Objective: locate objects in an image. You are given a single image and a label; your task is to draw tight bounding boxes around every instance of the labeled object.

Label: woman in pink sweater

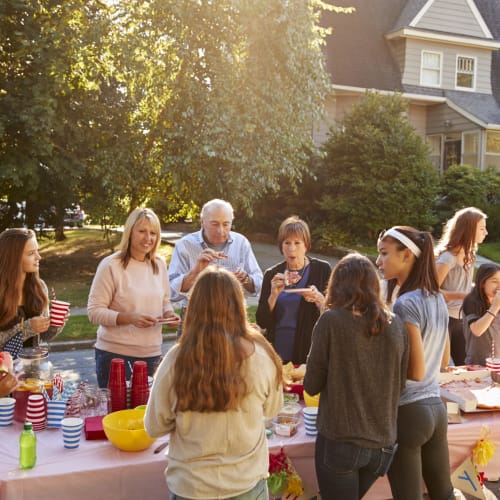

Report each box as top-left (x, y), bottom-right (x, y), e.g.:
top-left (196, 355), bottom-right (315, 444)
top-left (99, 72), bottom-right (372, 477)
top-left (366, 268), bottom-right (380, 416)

top-left (88, 208), bottom-right (180, 387)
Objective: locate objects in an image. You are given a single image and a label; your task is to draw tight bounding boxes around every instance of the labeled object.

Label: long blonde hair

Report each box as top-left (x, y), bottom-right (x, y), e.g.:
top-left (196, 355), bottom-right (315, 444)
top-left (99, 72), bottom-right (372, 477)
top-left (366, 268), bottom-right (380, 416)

top-left (0, 228), bottom-right (48, 328)
top-left (173, 267), bottom-right (282, 412)
top-left (118, 208), bottom-right (162, 273)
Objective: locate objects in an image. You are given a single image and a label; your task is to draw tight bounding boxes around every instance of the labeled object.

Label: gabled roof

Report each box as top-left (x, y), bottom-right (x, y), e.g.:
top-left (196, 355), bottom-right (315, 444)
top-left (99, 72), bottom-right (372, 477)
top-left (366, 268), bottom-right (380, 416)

top-left (323, 0), bottom-right (500, 127)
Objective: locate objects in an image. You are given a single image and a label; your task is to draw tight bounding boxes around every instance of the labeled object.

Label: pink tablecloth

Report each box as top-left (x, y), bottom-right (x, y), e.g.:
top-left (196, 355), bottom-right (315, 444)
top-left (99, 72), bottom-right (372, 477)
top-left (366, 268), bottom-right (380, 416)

top-left (1, 411), bottom-right (500, 500)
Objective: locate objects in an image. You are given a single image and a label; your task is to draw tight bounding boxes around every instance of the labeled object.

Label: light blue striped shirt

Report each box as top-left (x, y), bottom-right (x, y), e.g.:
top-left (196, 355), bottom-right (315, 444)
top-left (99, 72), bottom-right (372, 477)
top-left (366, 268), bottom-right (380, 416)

top-left (168, 229), bottom-right (263, 304)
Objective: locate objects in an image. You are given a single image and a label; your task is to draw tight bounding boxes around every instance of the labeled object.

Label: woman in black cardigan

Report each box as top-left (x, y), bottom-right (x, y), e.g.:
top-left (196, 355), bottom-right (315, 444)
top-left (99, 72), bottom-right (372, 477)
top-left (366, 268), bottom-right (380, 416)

top-left (256, 216), bottom-right (331, 364)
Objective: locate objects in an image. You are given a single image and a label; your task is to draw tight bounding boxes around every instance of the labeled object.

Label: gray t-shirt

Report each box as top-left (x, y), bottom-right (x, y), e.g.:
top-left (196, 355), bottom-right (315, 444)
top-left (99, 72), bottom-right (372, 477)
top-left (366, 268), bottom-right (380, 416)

top-left (304, 308), bottom-right (408, 448)
top-left (436, 251), bottom-right (473, 319)
top-left (463, 307), bottom-right (500, 365)
top-left (394, 290), bottom-right (449, 406)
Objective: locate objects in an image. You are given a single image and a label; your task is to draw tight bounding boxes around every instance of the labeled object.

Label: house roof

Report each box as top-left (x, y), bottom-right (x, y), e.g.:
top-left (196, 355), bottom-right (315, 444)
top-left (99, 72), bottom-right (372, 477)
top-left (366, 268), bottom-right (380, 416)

top-left (323, 0), bottom-right (500, 127)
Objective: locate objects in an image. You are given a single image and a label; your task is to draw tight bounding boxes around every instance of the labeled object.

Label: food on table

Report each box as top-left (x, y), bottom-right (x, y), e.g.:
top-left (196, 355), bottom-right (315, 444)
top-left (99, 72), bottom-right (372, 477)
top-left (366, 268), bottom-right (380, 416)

top-left (273, 416), bottom-right (300, 437)
top-left (283, 362), bottom-right (306, 385)
top-left (440, 378), bottom-right (500, 411)
top-left (278, 403), bottom-right (302, 418)
top-left (0, 352), bottom-right (14, 373)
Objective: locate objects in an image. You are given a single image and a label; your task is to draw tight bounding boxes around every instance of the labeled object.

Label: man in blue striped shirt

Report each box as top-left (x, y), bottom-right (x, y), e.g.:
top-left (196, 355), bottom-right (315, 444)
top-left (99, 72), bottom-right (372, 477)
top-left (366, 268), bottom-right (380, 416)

top-left (168, 199), bottom-right (263, 308)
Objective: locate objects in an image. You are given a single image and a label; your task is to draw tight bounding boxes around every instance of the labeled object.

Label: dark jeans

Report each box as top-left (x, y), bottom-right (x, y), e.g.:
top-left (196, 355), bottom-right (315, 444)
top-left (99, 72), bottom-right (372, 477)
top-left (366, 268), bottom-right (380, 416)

top-left (388, 397), bottom-right (455, 500)
top-left (315, 434), bottom-right (397, 499)
top-left (449, 316), bottom-right (466, 366)
top-left (95, 348), bottom-right (161, 388)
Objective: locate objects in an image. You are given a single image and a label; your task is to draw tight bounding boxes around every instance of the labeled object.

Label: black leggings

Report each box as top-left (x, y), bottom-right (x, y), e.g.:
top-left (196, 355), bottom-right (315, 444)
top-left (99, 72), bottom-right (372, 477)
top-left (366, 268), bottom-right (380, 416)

top-left (388, 398), bottom-right (454, 500)
top-left (449, 316), bottom-right (466, 366)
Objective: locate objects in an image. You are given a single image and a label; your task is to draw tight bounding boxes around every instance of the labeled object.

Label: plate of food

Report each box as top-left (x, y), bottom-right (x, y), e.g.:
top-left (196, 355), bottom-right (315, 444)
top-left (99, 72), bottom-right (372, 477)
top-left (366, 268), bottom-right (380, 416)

top-left (156, 318), bottom-right (179, 325)
top-left (283, 362), bottom-right (306, 397)
top-left (283, 288), bottom-right (311, 294)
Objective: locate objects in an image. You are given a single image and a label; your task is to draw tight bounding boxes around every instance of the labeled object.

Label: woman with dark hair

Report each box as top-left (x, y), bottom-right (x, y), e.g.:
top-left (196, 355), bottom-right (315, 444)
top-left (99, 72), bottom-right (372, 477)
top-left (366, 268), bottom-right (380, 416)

top-left (0, 228), bottom-right (62, 358)
top-left (377, 227), bottom-right (454, 500)
top-left (88, 208), bottom-right (180, 387)
top-left (256, 215), bottom-right (331, 364)
top-left (463, 263), bottom-right (500, 365)
top-left (303, 253), bottom-right (409, 499)
top-left (435, 207), bottom-right (488, 365)
top-left (145, 267), bottom-right (283, 500)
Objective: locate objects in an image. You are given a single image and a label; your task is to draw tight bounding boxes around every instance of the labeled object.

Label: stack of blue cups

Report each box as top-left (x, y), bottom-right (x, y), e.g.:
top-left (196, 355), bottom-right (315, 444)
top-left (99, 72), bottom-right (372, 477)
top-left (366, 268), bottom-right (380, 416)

top-left (0, 397), bottom-right (16, 426)
top-left (303, 407), bottom-right (318, 437)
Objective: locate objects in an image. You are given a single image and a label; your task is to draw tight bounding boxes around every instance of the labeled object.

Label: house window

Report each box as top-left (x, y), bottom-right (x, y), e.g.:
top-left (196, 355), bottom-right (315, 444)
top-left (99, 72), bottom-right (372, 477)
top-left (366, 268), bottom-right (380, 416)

top-left (486, 131), bottom-right (500, 154)
top-left (462, 131), bottom-right (479, 167)
top-left (421, 51), bottom-right (441, 87)
top-left (456, 56), bottom-right (475, 90)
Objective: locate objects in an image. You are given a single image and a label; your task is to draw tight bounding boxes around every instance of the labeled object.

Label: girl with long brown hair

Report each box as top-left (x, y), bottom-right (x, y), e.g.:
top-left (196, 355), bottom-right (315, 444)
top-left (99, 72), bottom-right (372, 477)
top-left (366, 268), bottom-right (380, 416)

top-left (0, 228), bottom-right (61, 357)
top-left (145, 267), bottom-right (283, 500)
top-left (304, 253), bottom-right (409, 499)
top-left (435, 207), bottom-right (488, 365)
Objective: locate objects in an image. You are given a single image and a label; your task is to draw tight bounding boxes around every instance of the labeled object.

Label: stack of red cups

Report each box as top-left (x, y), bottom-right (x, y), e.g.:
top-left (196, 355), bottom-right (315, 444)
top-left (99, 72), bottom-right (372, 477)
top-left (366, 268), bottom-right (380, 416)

top-left (130, 361), bottom-right (150, 409)
top-left (108, 358), bottom-right (127, 412)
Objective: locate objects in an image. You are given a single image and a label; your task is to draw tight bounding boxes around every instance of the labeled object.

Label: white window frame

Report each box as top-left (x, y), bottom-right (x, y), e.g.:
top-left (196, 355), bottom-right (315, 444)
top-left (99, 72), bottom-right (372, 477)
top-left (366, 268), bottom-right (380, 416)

top-left (455, 55), bottom-right (476, 91)
top-left (420, 50), bottom-right (442, 87)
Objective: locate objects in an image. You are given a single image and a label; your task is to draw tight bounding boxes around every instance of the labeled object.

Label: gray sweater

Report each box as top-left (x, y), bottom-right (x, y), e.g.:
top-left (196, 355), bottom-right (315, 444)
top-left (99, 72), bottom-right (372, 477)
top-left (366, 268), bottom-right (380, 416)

top-left (304, 308), bottom-right (408, 448)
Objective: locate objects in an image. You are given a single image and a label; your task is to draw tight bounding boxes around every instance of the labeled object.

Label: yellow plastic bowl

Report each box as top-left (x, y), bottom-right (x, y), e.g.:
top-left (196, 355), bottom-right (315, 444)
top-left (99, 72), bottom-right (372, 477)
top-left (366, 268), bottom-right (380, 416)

top-left (102, 409), bottom-right (157, 452)
top-left (303, 390), bottom-right (320, 407)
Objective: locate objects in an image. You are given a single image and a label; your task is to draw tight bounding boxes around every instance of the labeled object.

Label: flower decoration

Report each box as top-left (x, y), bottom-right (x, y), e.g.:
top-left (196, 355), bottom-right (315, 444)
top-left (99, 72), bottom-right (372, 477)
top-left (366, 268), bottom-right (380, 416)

top-left (268, 447), bottom-right (303, 498)
top-left (472, 425), bottom-right (496, 487)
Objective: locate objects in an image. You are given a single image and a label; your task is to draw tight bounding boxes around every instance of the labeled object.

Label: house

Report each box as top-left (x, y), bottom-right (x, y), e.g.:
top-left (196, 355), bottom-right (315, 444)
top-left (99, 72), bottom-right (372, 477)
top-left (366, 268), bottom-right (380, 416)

top-left (315, 0), bottom-right (500, 173)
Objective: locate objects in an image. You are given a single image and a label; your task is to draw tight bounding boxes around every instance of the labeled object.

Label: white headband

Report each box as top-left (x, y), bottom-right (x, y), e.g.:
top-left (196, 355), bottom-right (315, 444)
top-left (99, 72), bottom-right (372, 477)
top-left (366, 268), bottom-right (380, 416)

top-left (383, 228), bottom-right (422, 258)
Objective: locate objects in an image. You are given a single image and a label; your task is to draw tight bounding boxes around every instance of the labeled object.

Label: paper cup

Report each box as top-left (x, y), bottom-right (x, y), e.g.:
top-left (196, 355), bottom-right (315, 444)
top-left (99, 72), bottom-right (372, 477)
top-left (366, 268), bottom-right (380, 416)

top-left (62, 417), bottom-right (84, 449)
top-left (50, 300), bottom-right (71, 327)
top-left (0, 397), bottom-right (15, 426)
top-left (47, 400), bottom-right (67, 428)
top-left (303, 407), bottom-right (318, 436)
top-left (27, 394), bottom-right (46, 431)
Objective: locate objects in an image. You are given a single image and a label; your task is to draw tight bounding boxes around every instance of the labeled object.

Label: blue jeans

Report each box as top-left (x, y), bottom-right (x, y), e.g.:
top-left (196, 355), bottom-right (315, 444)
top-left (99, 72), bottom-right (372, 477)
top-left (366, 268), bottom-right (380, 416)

top-left (388, 397), bottom-right (455, 500)
top-left (169, 478), bottom-right (268, 500)
top-left (95, 348), bottom-right (161, 388)
top-left (315, 434), bottom-right (396, 499)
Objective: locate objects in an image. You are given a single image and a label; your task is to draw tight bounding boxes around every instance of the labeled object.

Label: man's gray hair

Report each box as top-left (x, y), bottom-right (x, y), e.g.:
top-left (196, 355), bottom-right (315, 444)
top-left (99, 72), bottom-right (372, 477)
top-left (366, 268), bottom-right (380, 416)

top-left (201, 199), bottom-right (234, 220)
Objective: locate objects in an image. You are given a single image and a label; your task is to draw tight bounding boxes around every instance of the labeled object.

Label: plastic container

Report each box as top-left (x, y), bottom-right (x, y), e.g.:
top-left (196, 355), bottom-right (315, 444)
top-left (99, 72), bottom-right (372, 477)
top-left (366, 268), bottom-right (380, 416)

top-left (272, 416), bottom-right (300, 437)
top-left (278, 403), bottom-right (302, 418)
top-left (19, 421), bottom-right (37, 469)
top-left (13, 348), bottom-right (53, 423)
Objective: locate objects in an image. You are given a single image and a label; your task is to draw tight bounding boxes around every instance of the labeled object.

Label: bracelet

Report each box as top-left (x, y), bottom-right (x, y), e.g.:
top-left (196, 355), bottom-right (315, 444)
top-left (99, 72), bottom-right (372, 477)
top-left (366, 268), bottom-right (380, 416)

top-left (486, 310), bottom-right (497, 318)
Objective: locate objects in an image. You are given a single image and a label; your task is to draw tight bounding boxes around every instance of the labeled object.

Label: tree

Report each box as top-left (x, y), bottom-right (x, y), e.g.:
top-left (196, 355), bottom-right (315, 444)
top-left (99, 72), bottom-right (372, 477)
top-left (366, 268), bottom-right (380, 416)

top-left (317, 92), bottom-right (439, 245)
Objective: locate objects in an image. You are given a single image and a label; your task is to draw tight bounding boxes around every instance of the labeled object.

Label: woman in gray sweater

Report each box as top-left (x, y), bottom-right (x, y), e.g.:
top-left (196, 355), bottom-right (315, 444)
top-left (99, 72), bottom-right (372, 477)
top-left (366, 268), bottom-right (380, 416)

top-left (304, 253), bottom-right (409, 499)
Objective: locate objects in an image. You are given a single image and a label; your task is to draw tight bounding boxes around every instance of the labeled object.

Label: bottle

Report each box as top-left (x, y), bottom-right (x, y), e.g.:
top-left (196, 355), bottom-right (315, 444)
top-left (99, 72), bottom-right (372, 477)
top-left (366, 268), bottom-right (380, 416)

top-left (19, 421), bottom-right (37, 469)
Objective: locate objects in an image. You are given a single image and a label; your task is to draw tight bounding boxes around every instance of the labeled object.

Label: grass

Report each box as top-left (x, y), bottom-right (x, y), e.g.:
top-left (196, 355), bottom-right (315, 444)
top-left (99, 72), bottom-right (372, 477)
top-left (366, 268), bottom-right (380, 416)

top-left (480, 242), bottom-right (500, 263)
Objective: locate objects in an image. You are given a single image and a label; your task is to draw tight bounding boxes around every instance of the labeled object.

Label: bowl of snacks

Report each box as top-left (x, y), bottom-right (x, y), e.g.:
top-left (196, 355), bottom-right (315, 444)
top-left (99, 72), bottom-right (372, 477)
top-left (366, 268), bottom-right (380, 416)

top-left (103, 408), bottom-right (157, 452)
top-left (272, 415), bottom-right (300, 437)
top-left (283, 363), bottom-right (306, 398)
top-left (278, 402), bottom-right (302, 419)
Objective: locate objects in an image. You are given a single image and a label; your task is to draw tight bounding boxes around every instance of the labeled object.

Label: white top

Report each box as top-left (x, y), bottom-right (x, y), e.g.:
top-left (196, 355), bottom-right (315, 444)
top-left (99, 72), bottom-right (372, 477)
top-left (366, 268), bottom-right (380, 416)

top-left (87, 252), bottom-right (174, 357)
top-left (145, 343), bottom-right (283, 499)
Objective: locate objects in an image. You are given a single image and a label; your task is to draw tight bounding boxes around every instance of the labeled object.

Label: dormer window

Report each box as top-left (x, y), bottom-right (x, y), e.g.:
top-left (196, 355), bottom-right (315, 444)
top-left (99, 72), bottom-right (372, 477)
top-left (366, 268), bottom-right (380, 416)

top-left (420, 51), bottom-right (442, 87)
top-left (456, 56), bottom-right (475, 90)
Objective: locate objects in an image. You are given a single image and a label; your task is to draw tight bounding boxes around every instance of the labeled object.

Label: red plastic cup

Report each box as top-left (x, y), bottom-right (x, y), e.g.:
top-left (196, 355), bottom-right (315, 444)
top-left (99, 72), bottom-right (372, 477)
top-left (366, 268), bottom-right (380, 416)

top-left (130, 361), bottom-right (149, 408)
top-left (108, 359), bottom-right (127, 412)
top-left (50, 300), bottom-right (71, 327)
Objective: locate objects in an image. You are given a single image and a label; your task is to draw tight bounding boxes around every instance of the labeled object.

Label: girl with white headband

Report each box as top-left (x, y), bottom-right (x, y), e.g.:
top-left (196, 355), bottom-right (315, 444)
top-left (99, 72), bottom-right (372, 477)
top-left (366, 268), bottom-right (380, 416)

top-left (377, 226), bottom-right (454, 500)
top-left (435, 207), bottom-right (488, 366)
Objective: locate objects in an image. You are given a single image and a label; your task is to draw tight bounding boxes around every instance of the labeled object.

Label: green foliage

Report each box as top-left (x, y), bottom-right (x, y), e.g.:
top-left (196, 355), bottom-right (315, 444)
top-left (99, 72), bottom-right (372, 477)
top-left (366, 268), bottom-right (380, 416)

top-left (1, 0), bottom-right (346, 229)
top-left (436, 165), bottom-right (500, 240)
top-left (317, 92), bottom-right (439, 244)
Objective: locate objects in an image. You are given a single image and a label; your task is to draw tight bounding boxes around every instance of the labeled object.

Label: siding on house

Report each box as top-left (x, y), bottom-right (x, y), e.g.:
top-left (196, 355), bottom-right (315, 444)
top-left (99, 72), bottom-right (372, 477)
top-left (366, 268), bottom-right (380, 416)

top-left (426, 103), bottom-right (477, 134)
top-left (402, 39), bottom-right (492, 93)
top-left (413, 0), bottom-right (488, 38)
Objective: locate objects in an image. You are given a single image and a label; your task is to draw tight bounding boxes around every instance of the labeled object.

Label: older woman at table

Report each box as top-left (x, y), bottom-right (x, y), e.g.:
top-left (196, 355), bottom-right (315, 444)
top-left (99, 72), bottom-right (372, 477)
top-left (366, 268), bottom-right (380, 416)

top-left (256, 216), bottom-right (331, 364)
top-left (145, 267), bottom-right (283, 500)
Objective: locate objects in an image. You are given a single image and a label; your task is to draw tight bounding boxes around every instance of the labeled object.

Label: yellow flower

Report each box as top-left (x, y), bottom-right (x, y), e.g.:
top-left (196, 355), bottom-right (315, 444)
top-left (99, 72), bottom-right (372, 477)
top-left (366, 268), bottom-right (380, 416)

top-left (472, 425), bottom-right (496, 467)
top-left (285, 472), bottom-right (303, 497)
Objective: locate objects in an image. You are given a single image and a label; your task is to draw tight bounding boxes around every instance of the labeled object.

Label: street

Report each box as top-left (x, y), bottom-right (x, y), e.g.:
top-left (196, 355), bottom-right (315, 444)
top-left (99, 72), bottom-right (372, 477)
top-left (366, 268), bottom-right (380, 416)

top-left (49, 340), bottom-right (176, 386)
